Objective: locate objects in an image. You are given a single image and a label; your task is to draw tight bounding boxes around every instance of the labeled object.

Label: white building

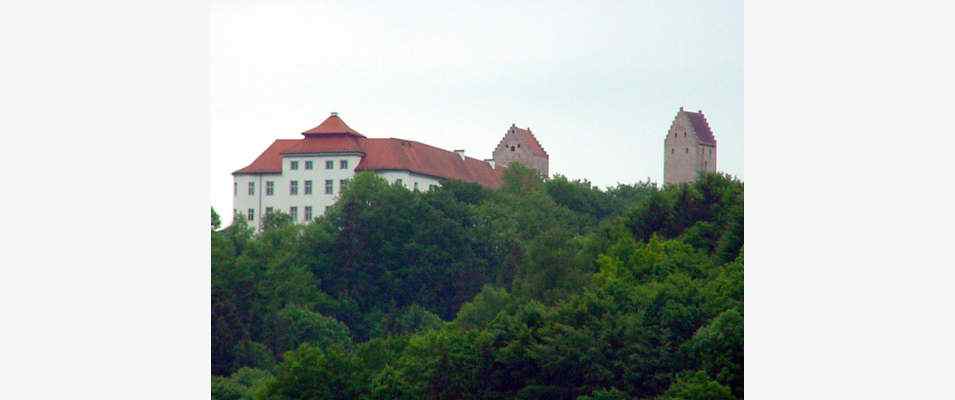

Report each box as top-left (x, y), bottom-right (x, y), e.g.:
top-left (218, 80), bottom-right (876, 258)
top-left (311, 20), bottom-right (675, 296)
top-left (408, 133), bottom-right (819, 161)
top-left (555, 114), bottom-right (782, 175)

top-left (233, 113), bottom-right (547, 228)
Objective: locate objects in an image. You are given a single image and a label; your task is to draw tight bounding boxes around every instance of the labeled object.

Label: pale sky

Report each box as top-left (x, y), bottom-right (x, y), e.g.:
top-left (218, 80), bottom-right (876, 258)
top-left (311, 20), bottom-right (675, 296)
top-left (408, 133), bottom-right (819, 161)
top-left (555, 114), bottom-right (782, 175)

top-left (211, 0), bottom-right (742, 224)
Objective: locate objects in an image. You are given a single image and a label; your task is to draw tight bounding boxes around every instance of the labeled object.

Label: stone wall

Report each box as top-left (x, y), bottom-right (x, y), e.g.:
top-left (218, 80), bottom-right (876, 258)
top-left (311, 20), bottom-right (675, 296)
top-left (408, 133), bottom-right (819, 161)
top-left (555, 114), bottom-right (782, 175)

top-left (492, 126), bottom-right (549, 177)
top-left (664, 112), bottom-right (717, 185)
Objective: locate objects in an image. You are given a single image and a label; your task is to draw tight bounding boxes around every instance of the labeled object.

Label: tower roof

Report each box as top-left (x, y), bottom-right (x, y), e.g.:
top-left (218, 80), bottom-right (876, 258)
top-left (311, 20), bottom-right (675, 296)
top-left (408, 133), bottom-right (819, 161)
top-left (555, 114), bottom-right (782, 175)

top-left (681, 109), bottom-right (717, 145)
top-left (501, 124), bottom-right (549, 157)
top-left (302, 112), bottom-right (366, 138)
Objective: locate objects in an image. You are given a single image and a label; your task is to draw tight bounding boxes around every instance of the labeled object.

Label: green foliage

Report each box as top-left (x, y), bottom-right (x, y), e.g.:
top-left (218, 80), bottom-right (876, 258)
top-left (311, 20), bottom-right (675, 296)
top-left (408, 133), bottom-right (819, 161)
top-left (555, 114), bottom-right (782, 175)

top-left (273, 306), bottom-right (352, 355)
top-left (212, 367), bottom-right (273, 400)
top-left (212, 171), bottom-right (743, 399)
top-left (212, 207), bottom-right (222, 230)
top-left (454, 285), bottom-right (513, 330)
top-left (658, 371), bottom-right (734, 400)
top-left (684, 308), bottom-right (744, 398)
top-left (381, 304), bottom-right (445, 336)
top-left (262, 344), bottom-right (359, 400)
top-left (577, 388), bottom-right (629, 400)
top-left (230, 341), bottom-right (275, 373)
top-left (501, 162), bottom-right (545, 194)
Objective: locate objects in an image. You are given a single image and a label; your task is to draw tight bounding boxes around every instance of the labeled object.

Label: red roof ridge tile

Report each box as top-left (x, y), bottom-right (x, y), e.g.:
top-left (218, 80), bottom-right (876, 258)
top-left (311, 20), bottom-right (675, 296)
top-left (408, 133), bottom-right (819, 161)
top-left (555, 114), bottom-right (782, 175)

top-left (682, 109), bottom-right (717, 145)
top-left (302, 112), bottom-right (366, 138)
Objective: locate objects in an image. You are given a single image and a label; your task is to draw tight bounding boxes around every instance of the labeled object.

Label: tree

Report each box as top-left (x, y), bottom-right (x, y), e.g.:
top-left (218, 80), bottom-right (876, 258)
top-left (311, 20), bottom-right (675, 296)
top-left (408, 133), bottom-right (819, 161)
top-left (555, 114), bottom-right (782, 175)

top-left (273, 306), bottom-right (352, 355)
top-left (454, 285), bottom-right (513, 330)
top-left (658, 371), bottom-right (734, 400)
top-left (210, 167), bottom-right (744, 399)
top-left (263, 344), bottom-right (360, 400)
top-left (684, 308), bottom-right (743, 398)
top-left (382, 304), bottom-right (444, 336)
top-left (625, 190), bottom-right (675, 242)
top-left (212, 207), bottom-right (222, 230)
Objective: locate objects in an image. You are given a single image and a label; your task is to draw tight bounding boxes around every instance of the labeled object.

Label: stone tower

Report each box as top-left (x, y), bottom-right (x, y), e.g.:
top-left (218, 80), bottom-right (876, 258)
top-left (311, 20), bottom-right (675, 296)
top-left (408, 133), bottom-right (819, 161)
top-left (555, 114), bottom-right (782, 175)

top-left (664, 107), bottom-right (718, 185)
top-left (492, 124), bottom-right (549, 177)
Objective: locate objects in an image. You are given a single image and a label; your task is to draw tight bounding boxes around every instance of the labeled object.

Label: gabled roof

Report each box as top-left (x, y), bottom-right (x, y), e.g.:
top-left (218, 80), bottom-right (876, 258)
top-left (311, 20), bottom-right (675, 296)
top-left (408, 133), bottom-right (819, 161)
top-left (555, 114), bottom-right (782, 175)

top-left (498, 125), bottom-right (548, 157)
top-left (233, 114), bottom-right (503, 188)
top-left (683, 110), bottom-right (717, 145)
top-left (232, 139), bottom-right (299, 174)
top-left (302, 113), bottom-right (366, 138)
top-left (357, 138), bottom-right (502, 188)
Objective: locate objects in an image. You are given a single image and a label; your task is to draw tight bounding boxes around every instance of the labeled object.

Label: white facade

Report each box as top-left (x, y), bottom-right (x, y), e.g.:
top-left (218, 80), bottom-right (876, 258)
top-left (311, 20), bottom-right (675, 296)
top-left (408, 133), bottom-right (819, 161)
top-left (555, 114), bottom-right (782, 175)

top-left (375, 170), bottom-right (442, 192)
top-left (233, 154), bottom-right (443, 228)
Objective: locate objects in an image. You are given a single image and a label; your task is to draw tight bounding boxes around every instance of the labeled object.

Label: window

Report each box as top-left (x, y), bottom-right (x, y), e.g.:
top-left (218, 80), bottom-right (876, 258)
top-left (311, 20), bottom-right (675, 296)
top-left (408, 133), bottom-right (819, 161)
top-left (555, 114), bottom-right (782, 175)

top-left (304, 180), bottom-right (313, 195)
top-left (290, 180), bottom-right (299, 195)
top-left (266, 181), bottom-right (274, 196)
top-left (704, 161), bottom-right (707, 168)
top-left (709, 148), bottom-right (713, 157)
top-left (414, 182), bottom-right (419, 191)
top-left (248, 182), bottom-right (254, 195)
top-left (325, 179), bottom-right (333, 194)
top-left (396, 178), bottom-right (403, 186)
top-left (266, 207), bottom-right (273, 216)
top-left (325, 160), bottom-right (334, 169)
top-left (305, 160), bottom-right (313, 170)
top-left (671, 148), bottom-right (674, 154)
top-left (340, 160), bottom-right (348, 169)
top-left (289, 206), bottom-right (297, 222)
top-left (510, 146), bottom-right (515, 151)
top-left (429, 184), bottom-right (436, 191)
top-left (233, 182), bottom-right (237, 196)
top-left (247, 208), bottom-right (255, 221)
top-left (304, 206), bottom-right (312, 221)
top-left (685, 148), bottom-right (689, 154)
top-left (684, 130), bottom-right (687, 137)
top-left (290, 161), bottom-right (299, 170)
top-left (340, 179), bottom-right (348, 191)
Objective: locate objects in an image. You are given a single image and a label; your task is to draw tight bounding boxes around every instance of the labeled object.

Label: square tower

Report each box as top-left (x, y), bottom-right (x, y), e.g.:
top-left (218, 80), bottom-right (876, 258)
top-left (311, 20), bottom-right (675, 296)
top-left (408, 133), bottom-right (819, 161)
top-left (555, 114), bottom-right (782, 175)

top-left (664, 107), bottom-right (718, 185)
top-left (492, 124), bottom-right (549, 177)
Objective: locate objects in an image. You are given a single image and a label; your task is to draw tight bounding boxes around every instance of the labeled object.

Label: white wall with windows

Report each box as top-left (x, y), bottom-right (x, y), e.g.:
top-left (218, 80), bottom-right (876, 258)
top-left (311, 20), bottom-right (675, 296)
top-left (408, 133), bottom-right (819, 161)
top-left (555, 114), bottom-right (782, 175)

top-left (233, 153), bottom-right (361, 228)
top-left (234, 154), bottom-right (446, 229)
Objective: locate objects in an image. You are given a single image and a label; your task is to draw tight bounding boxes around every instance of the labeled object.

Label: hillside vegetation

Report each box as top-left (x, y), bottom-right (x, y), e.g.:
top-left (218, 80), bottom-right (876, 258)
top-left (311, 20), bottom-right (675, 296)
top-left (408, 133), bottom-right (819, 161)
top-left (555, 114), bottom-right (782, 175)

top-left (212, 165), bottom-right (743, 399)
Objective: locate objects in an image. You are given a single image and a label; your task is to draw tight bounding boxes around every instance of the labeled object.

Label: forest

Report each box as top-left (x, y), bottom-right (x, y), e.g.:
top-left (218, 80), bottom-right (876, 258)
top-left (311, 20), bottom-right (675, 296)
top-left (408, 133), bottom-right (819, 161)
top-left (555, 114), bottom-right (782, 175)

top-left (212, 164), bottom-right (743, 399)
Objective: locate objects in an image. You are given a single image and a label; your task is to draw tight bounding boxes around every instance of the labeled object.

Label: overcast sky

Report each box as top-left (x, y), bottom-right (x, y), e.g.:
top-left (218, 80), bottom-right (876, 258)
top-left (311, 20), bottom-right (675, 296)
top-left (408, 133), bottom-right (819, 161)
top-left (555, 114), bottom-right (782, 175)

top-left (211, 0), bottom-right (742, 224)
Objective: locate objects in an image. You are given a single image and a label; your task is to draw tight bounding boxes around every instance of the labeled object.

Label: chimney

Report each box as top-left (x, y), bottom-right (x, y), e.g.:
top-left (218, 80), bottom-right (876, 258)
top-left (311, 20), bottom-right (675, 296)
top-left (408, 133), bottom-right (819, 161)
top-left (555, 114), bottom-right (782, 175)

top-left (454, 149), bottom-right (466, 160)
top-left (484, 158), bottom-right (495, 169)
top-left (330, 111), bottom-right (338, 116)
top-left (679, 106), bottom-right (684, 111)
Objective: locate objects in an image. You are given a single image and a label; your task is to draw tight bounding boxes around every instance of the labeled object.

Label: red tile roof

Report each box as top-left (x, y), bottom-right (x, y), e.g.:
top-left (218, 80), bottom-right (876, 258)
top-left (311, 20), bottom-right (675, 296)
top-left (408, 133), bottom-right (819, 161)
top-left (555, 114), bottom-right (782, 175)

top-left (302, 113), bottom-right (366, 138)
top-left (684, 110), bottom-right (717, 145)
top-left (356, 138), bottom-right (502, 188)
top-left (233, 139), bottom-right (300, 174)
top-left (510, 126), bottom-right (548, 157)
top-left (234, 115), bottom-right (503, 188)
top-left (282, 135), bottom-right (363, 154)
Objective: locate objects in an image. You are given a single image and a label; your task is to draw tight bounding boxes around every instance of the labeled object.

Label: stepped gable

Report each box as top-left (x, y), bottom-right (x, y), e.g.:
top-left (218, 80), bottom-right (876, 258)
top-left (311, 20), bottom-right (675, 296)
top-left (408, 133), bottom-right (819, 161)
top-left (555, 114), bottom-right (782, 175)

top-left (683, 110), bottom-right (717, 145)
top-left (494, 125), bottom-right (548, 157)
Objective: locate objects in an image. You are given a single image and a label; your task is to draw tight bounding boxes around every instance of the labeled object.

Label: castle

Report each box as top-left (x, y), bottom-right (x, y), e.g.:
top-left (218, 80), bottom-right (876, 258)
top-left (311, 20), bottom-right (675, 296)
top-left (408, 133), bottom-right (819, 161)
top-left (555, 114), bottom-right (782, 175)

top-left (232, 113), bottom-right (548, 226)
top-left (232, 107), bottom-right (717, 226)
top-left (664, 107), bottom-right (718, 185)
